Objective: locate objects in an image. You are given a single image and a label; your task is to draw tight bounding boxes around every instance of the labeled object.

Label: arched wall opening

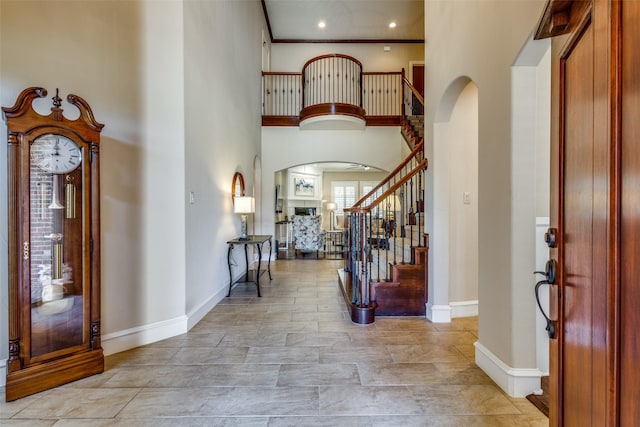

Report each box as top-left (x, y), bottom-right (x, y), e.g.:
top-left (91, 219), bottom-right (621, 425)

top-left (429, 77), bottom-right (479, 322)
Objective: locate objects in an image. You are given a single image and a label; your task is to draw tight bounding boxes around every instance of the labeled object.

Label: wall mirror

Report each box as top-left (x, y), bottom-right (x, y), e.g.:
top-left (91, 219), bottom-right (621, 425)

top-left (232, 172), bottom-right (245, 204)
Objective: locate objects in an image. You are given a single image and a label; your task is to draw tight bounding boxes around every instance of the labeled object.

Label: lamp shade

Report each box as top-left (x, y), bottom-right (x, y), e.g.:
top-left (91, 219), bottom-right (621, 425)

top-left (326, 202), bottom-right (337, 211)
top-left (234, 196), bottom-right (255, 214)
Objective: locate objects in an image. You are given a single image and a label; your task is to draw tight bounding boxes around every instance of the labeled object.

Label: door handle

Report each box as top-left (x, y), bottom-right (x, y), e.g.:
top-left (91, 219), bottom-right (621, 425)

top-left (534, 259), bottom-right (556, 339)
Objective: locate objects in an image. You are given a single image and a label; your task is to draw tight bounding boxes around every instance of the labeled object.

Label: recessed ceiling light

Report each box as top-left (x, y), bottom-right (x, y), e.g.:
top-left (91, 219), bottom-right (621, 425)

top-left (389, 22), bottom-right (396, 29)
top-left (318, 21), bottom-right (326, 29)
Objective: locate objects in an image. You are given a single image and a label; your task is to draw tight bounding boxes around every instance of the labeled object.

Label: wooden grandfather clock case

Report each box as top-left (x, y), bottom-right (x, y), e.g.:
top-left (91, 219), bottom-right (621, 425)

top-left (3, 87), bottom-right (104, 401)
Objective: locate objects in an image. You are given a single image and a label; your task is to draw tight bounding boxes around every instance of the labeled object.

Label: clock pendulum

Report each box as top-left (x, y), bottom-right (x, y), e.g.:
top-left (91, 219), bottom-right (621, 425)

top-left (65, 175), bottom-right (76, 219)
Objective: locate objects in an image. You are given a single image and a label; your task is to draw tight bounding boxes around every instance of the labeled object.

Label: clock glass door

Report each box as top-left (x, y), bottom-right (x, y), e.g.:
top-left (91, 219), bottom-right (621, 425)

top-left (28, 134), bottom-right (86, 360)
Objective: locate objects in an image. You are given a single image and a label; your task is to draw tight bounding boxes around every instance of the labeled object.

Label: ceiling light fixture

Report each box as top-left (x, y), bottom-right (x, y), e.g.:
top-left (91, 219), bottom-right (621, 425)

top-left (318, 21), bottom-right (326, 29)
top-left (389, 22), bottom-right (396, 28)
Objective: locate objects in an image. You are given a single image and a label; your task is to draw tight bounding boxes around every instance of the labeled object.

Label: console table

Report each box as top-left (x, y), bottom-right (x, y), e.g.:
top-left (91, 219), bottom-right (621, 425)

top-left (226, 235), bottom-right (272, 297)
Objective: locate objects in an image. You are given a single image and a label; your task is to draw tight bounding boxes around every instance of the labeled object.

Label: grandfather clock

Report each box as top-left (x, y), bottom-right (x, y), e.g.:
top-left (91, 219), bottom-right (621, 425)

top-left (3, 87), bottom-right (104, 401)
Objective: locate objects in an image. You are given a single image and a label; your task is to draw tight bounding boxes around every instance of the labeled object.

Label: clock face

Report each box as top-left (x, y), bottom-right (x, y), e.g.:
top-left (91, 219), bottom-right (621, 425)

top-left (31, 134), bottom-right (82, 174)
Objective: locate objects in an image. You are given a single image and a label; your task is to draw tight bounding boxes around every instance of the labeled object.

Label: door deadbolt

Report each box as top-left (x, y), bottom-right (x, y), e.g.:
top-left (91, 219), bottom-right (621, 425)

top-left (544, 228), bottom-right (557, 248)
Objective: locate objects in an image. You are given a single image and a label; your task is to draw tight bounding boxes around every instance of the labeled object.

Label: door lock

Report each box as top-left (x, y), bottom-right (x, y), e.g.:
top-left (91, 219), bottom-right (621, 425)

top-left (534, 259), bottom-right (557, 339)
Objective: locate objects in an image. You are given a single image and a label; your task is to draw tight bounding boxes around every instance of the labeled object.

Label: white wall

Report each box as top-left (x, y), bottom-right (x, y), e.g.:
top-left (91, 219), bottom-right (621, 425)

top-left (0, 2), bottom-right (268, 373)
top-left (271, 43), bottom-right (424, 72)
top-left (261, 127), bottom-right (405, 243)
top-left (447, 83), bottom-right (479, 304)
top-left (424, 0), bottom-right (547, 396)
top-left (183, 0), bottom-right (267, 326)
top-left (0, 1), bottom-right (187, 360)
top-left (511, 40), bottom-right (551, 371)
top-left (535, 50), bottom-right (551, 218)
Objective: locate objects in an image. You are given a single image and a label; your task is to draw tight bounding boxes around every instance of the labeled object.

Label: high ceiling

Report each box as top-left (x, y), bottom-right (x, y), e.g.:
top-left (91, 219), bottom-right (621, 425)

top-left (262, 0), bottom-right (424, 43)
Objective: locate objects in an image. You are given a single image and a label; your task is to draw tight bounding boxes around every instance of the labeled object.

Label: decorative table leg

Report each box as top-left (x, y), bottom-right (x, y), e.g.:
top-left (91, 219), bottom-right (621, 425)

top-left (227, 244), bottom-right (234, 297)
top-left (256, 243), bottom-right (262, 297)
top-left (244, 244), bottom-right (249, 280)
top-left (267, 237), bottom-right (273, 279)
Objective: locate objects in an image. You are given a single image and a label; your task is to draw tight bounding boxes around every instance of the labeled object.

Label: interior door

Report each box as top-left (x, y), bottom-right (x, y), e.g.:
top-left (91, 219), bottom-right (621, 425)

top-left (411, 64), bottom-right (424, 115)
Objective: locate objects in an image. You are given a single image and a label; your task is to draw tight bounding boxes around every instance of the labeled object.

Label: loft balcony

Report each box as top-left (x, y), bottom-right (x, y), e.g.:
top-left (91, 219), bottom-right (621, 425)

top-left (262, 53), bottom-right (423, 131)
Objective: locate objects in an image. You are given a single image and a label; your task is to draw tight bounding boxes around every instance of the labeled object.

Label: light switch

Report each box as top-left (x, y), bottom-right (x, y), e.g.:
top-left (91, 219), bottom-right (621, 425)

top-left (463, 192), bottom-right (471, 204)
top-left (189, 191), bottom-right (196, 204)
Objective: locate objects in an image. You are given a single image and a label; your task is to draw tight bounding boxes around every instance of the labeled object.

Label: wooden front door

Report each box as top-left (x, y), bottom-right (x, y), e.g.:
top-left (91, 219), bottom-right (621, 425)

top-left (619, 1), bottom-right (640, 424)
top-left (556, 12), bottom-right (609, 425)
top-left (538, 0), bottom-right (640, 424)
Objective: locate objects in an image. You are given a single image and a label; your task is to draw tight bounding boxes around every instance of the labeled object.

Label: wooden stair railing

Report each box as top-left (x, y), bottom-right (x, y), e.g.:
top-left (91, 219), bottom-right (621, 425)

top-left (339, 140), bottom-right (428, 324)
top-left (401, 74), bottom-right (424, 150)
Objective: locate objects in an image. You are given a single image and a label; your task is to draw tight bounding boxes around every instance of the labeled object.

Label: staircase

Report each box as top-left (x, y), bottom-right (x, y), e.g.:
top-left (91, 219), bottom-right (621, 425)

top-left (337, 77), bottom-right (427, 324)
top-left (260, 55), bottom-right (428, 324)
top-left (400, 76), bottom-right (425, 151)
top-left (339, 137), bottom-right (428, 323)
top-left (371, 243), bottom-right (428, 316)
top-left (401, 114), bottom-right (424, 150)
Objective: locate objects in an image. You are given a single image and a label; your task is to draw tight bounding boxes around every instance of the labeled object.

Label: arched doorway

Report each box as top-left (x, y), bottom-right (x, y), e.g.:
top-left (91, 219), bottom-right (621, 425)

top-left (429, 77), bottom-right (479, 322)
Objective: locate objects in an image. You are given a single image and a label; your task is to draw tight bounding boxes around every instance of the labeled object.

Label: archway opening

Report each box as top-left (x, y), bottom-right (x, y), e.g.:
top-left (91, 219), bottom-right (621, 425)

top-left (430, 78), bottom-right (479, 322)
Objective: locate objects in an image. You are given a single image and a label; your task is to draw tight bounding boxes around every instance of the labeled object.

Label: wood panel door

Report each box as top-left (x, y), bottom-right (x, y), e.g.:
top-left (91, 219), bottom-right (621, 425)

top-left (411, 64), bottom-right (424, 115)
top-left (620, 1), bottom-right (640, 424)
top-left (558, 12), bottom-right (609, 425)
top-left (537, 0), bottom-right (640, 424)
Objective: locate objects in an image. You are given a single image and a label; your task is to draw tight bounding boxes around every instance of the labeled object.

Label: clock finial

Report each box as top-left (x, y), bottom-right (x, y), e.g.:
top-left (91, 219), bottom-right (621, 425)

top-left (51, 88), bottom-right (63, 121)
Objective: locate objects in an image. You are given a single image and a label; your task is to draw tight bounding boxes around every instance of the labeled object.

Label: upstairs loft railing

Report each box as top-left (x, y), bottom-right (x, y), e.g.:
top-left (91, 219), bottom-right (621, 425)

top-left (300, 54), bottom-right (365, 125)
top-left (302, 54), bottom-right (362, 110)
top-left (343, 139), bottom-right (427, 323)
top-left (262, 53), bottom-right (406, 126)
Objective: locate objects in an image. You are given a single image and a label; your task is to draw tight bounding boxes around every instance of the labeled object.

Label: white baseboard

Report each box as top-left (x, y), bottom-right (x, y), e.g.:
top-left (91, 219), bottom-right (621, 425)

top-left (0, 318), bottom-right (194, 385)
top-left (426, 303), bottom-right (452, 323)
top-left (102, 315), bottom-right (189, 356)
top-left (474, 341), bottom-right (543, 397)
top-left (0, 286), bottom-right (233, 385)
top-left (103, 282), bottom-right (235, 356)
top-left (0, 358), bottom-right (5, 387)
top-left (187, 286), bottom-right (227, 330)
top-left (450, 300), bottom-right (478, 318)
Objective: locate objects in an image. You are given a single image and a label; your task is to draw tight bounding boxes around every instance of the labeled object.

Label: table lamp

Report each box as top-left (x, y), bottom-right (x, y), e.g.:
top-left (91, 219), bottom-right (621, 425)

top-left (234, 196), bottom-right (255, 240)
top-left (326, 202), bottom-right (337, 230)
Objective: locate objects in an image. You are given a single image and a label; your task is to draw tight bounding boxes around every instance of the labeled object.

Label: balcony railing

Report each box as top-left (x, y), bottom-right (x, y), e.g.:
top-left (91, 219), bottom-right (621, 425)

top-left (262, 72), bottom-right (302, 117)
top-left (262, 54), bottom-right (407, 126)
top-left (303, 54), bottom-right (362, 107)
top-left (362, 72), bottom-right (403, 117)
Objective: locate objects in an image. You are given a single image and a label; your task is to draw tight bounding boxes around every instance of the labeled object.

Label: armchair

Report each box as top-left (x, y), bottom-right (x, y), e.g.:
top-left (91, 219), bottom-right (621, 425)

top-left (291, 214), bottom-right (324, 258)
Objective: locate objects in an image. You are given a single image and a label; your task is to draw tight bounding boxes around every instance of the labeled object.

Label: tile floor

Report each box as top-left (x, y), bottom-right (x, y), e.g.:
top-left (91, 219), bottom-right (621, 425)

top-left (1, 259), bottom-right (548, 426)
